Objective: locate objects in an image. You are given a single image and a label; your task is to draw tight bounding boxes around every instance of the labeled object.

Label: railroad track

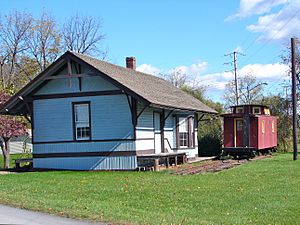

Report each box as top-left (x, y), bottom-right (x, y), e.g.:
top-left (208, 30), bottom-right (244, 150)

top-left (172, 155), bottom-right (270, 175)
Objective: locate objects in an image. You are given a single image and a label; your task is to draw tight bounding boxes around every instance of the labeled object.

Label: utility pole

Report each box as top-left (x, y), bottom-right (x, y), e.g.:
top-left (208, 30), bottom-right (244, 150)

top-left (291, 37), bottom-right (298, 161)
top-left (225, 51), bottom-right (245, 106)
top-left (282, 85), bottom-right (290, 116)
top-left (233, 52), bottom-right (238, 105)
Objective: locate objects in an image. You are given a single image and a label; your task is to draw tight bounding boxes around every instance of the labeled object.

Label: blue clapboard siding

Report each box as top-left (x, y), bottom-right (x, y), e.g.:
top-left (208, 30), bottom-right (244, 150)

top-left (33, 156), bottom-right (137, 170)
top-left (33, 95), bottom-right (133, 143)
top-left (34, 141), bottom-right (135, 153)
top-left (33, 99), bottom-right (72, 142)
top-left (164, 111), bottom-right (175, 150)
top-left (136, 105), bottom-right (154, 129)
top-left (34, 74), bottom-right (118, 95)
top-left (135, 105), bottom-right (155, 151)
top-left (81, 76), bottom-right (117, 92)
top-left (32, 94), bottom-right (135, 170)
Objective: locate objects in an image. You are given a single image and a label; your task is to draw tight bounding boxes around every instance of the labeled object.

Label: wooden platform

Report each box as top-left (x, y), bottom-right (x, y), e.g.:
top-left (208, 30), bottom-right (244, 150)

top-left (137, 152), bottom-right (187, 171)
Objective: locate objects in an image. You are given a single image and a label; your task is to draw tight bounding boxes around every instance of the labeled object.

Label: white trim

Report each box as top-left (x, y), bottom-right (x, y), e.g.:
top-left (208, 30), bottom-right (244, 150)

top-left (236, 107), bottom-right (244, 113)
top-left (252, 106), bottom-right (261, 115)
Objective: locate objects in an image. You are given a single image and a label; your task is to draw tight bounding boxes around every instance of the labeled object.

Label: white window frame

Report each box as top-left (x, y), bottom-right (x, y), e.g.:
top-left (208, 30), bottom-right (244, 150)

top-left (253, 107), bottom-right (261, 115)
top-left (236, 107), bottom-right (244, 113)
top-left (177, 116), bottom-right (194, 148)
top-left (178, 117), bottom-right (188, 148)
top-left (73, 102), bottom-right (91, 141)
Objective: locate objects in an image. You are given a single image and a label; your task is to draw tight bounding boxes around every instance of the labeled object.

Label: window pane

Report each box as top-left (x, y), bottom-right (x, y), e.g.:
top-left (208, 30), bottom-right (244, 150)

top-left (253, 107), bottom-right (261, 114)
top-left (76, 121), bottom-right (89, 128)
top-left (75, 104), bottom-right (89, 122)
top-left (236, 120), bottom-right (243, 131)
top-left (179, 117), bottom-right (188, 132)
top-left (236, 107), bottom-right (243, 113)
top-left (179, 132), bottom-right (188, 147)
top-left (74, 103), bottom-right (90, 140)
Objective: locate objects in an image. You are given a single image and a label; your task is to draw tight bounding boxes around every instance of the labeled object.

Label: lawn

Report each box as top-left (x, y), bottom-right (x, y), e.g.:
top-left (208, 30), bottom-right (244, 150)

top-left (0, 153), bottom-right (31, 170)
top-left (0, 153), bottom-right (299, 225)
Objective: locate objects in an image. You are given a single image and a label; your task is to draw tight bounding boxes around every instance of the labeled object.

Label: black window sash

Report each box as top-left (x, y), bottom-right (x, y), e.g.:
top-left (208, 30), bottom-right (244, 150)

top-left (72, 101), bottom-right (92, 141)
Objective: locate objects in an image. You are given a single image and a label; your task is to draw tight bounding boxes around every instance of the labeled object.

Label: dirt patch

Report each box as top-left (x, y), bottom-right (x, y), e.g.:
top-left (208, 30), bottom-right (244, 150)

top-left (0, 171), bottom-right (16, 175)
top-left (170, 155), bottom-right (271, 175)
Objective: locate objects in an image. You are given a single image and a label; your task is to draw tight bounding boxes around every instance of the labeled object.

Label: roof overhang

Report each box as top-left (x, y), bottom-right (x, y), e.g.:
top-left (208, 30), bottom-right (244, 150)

top-left (149, 103), bottom-right (218, 114)
top-left (0, 51), bottom-right (218, 116)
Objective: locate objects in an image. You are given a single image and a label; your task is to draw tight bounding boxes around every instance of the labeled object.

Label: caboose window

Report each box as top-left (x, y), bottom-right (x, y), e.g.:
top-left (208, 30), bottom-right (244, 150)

top-left (253, 107), bottom-right (261, 114)
top-left (236, 120), bottom-right (243, 131)
top-left (236, 107), bottom-right (243, 113)
top-left (262, 120), bottom-right (265, 134)
top-left (271, 121), bottom-right (275, 133)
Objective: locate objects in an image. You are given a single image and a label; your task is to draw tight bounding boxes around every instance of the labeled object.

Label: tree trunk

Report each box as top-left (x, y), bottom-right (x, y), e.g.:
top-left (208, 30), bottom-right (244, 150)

top-left (3, 151), bottom-right (10, 169)
top-left (1, 138), bottom-right (11, 169)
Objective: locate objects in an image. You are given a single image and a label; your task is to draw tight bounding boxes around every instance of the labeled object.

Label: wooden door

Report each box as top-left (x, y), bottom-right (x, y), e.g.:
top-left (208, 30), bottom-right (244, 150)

top-left (234, 118), bottom-right (243, 147)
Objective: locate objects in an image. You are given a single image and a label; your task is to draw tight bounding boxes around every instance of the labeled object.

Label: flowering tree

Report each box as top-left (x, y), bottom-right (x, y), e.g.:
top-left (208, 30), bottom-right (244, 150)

top-left (0, 93), bottom-right (27, 169)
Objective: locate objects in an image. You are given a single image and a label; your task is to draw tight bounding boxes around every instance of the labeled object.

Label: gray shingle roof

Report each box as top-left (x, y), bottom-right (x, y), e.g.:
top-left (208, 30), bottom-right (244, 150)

top-left (0, 51), bottom-right (217, 115)
top-left (72, 52), bottom-right (217, 113)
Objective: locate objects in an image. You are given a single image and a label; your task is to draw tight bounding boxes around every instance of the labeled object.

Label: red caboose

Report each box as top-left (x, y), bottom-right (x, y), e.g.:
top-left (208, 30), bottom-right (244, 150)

top-left (221, 105), bottom-right (277, 157)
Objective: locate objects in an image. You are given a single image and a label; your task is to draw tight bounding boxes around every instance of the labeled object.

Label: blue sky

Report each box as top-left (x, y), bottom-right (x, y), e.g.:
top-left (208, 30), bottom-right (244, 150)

top-left (1, 0), bottom-right (299, 102)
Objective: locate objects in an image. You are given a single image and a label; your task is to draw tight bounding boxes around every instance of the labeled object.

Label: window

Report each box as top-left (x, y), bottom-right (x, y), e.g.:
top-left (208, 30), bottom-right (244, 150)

top-left (177, 116), bottom-right (194, 148)
top-left (271, 120), bottom-right (275, 133)
top-left (236, 120), bottom-right (243, 131)
top-left (262, 120), bottom-right (265, 134)
top-left (73, 102), bottom-right (91, 141)
top-left (253, 107), bottom-right (261, 114)
top-left (264, 108), bottom-right (270, 115)
top-left (179, 117), bottom-right (188, 147)
top-left (236, 107), bottom-right (244, 113)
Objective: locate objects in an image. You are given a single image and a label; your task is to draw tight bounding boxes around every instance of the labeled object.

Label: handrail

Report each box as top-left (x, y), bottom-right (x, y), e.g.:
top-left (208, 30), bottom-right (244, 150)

top-left (164, 138), bottom-right (172, 152)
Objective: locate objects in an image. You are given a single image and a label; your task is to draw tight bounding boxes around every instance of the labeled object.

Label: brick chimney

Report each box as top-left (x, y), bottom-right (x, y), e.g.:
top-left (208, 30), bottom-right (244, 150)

top-left (126, 57), bottom-right (136, 70)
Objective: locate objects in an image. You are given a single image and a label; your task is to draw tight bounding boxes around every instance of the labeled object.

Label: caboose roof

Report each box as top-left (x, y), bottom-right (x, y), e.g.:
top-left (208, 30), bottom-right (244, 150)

top-left (230, 104), bottom-right (269, 109)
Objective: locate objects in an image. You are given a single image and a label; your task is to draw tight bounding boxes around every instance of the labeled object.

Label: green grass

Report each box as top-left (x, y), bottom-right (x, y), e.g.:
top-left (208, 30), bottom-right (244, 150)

top-left (0, 153), bottom-right (31, 170)
top-left (0, 154), bottom-right (299, 225)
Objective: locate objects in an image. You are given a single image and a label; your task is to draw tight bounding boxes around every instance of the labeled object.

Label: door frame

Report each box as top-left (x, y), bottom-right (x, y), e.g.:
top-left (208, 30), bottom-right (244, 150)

top-left (153, 111), bottom-right (164, 153)
top-left (234, 118), bottom-right (243, 147)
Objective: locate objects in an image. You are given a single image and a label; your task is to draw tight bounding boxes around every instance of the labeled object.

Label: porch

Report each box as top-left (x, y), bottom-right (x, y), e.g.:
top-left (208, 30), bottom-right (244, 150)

top-left (137, 152), bottom-right (187, 171)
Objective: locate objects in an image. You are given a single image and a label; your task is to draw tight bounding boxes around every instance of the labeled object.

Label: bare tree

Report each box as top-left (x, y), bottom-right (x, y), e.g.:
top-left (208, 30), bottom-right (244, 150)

top-left (224, 74), bottom-right (265, 107)
top-left (0, 11), bottom-right (33, 90)
top-left (62, 14), bottom-right (106, 57)
top-left (25, 11), bottom-right (61, 72)
top-left (0, 11), bottom-right (108, 94)
top-left (282, 38), bottom-right (300, 97)
top-left (164, 69), bottom-right (187, 88)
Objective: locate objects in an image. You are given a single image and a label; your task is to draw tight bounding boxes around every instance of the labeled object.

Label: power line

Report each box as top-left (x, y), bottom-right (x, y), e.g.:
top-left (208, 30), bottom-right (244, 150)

top-left (224, 51), bottom-right (245, 105)
top-left (238, 0), bottom-right (280, 52)
top-left (240, 7), bottom-right (300, 67)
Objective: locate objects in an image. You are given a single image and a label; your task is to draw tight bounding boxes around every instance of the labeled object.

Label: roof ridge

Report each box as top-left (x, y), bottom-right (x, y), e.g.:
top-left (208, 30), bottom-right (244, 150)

top-left (69, 51), bottom-right (166, 81)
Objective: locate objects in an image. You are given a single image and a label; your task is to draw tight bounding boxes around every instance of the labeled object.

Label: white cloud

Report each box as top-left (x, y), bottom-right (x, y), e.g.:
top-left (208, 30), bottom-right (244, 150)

top-left (169, 61), bottom-right (208, 76)
top-left (136, 64), bottom-right (161, 75)
top-left (228, 0), bottom-right (300, 41)
top-left (227, 0), bottom-right (289, 20)
top-left (194, 71), bottom-right (233, 91)
top-left (247, 1), bottom-right (300, 41)
top-left (138, 61), bottom-right (289, 99)
top-left (195, 63), bottom-right (289, 93)
top-left (235, 46), bottom-right (244, 53)
top-left (239, 63), bottom-right (289, 80)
